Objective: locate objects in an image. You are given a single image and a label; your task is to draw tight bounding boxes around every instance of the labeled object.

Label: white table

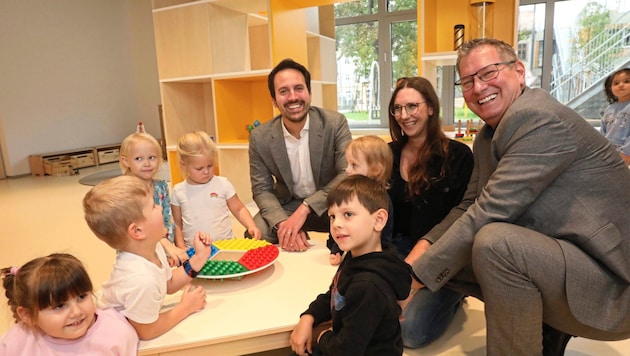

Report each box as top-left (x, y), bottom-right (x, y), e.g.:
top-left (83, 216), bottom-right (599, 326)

top-left (138, 240), bottom-right (337, 356)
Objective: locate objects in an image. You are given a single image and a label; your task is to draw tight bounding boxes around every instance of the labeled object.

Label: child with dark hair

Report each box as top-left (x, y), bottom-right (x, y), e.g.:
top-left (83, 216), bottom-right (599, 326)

top-left (328, 135), bottom-right (395, 266)
top-left (290, 175), bottom-right (413, 356)
top-left (601, 68), bottom-right (630, 165)
top-left (0, 253), bottom-right (138, 354)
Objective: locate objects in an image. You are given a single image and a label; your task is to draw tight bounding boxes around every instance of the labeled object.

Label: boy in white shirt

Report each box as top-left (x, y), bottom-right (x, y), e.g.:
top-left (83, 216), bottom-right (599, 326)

top-left (83, 175), bottom-right (212, 340)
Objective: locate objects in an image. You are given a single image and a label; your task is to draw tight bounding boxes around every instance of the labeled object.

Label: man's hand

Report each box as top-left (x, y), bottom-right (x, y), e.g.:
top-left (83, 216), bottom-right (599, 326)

top-left (404, 239), bottom-right (431, 266)
top-left (405, 239), bottom-right (430, 290)
top-left (277, 204), bottom-right (312, 251)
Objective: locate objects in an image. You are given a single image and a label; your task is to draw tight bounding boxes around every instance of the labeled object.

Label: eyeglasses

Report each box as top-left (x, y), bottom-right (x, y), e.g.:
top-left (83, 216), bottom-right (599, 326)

top-left (455, 61), bottom-right (516, 92)
top-left (390, 102), bottom-right (425, 117)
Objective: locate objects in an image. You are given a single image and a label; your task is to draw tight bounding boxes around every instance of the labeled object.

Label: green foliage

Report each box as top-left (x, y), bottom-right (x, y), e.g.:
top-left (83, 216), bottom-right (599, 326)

top-left (577, 1), bottom-right (611, 47)
top-left (334, 0), bottom-right (417, 82)
top-left (391, 21), bottom-right (418, 80)
top-left (518, 29), bottom-right (532, 41)
top-left (336, 22), bottom-right (378, 79)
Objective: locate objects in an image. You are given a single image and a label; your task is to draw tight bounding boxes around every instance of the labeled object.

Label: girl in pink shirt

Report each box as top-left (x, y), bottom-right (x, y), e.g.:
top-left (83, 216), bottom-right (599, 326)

top-left (1, 253), bottom-right (138, 355)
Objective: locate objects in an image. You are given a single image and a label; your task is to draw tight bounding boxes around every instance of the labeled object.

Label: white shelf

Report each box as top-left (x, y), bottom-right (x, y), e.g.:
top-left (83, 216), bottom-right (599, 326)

top-left (422, 51), bottom-right (457, 67)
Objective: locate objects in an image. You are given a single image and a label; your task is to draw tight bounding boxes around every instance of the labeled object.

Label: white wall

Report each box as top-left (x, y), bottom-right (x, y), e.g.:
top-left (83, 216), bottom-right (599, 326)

top-left (0, 0), bottom-right (161, 176)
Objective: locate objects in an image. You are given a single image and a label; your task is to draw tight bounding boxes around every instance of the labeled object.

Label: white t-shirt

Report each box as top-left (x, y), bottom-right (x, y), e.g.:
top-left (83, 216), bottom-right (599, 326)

top-left (0, 308), bottom-right (138, 355)
top-left (171, 175), bottom-right (237, 246)
top-left (98, 243), bottom-right (171, 324)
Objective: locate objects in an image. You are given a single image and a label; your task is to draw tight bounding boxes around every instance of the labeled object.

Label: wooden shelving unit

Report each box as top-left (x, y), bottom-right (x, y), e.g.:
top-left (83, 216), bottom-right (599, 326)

top-left (419, 0), bottom-right (517, 84)
top-left (151, 0), bottom-right (344, 199)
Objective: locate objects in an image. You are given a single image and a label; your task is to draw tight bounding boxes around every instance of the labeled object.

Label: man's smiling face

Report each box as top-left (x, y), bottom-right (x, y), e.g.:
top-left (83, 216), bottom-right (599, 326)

top-left (459, 45), bottom-right (526, 128)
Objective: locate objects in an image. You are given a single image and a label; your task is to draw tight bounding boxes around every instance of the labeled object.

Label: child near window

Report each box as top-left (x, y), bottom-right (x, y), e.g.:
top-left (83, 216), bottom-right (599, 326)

top-left (601, 68), bottom-right (630, 165)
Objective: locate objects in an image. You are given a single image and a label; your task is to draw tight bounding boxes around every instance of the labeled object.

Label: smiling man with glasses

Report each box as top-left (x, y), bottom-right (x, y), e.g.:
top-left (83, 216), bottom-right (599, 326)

top-left (454, 61), bottom-right (516, 92)
top-left (403, 38), bottom-right (630, 355)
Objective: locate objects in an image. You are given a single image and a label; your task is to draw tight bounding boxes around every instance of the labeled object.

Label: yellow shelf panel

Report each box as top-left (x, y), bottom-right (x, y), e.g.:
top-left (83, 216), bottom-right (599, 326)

top-left (213, 76), bottom-right (274, 143)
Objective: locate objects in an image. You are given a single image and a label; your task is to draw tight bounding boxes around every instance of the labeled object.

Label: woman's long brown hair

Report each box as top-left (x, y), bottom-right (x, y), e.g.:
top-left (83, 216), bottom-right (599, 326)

top-left (388, 76), bottom-right (452, 197)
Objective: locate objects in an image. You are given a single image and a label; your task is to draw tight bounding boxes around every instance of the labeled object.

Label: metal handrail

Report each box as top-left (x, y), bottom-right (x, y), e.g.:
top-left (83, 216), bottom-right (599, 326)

top-left (550, 13), bottom-right (630, 104)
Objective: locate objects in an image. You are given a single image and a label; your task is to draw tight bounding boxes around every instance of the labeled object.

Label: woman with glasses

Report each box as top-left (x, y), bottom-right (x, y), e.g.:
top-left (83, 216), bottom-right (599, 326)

top-left (387, 76), bottom-right (474, 348)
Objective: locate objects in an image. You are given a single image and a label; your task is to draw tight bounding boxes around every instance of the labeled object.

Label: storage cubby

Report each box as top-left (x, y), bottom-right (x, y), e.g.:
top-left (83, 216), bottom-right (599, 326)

top-left (152, 0), bottom-right (341, 193)
top-left (213, 73), bottom-right (274, 144)
top-left (160, 80), bottom-right (216, 145)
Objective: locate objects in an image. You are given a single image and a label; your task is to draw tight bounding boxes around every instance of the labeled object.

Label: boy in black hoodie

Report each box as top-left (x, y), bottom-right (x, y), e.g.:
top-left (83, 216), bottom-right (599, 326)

top-left (290, 175), bottom-right (412, 356)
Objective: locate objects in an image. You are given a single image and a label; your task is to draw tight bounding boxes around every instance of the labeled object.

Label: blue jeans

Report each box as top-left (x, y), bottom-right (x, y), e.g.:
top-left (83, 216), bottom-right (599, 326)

top-left (401, 286), bottom-right (463, 348)
top-left (392, 233), bottom-right (464, 348)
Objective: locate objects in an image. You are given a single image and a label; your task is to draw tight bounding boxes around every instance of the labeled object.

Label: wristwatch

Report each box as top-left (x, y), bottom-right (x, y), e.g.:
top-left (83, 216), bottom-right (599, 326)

top-left (302, 200), bottom-right (311, 212)
top-left (183, 260), bottom-right (199, 278)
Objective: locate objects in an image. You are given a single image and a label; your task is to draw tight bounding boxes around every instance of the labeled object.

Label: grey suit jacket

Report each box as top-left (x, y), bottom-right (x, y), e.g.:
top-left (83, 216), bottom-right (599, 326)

top-left (248, 106), bottom-right (352, 228)
top-left (415, 88), bottom-right (630, 331)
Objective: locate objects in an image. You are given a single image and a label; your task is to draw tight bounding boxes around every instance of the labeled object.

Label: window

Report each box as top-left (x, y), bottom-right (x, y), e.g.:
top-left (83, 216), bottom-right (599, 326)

top-left (335, 0), bottom-right (417, 128)
top-left (520, 0), bottom-right (630, 120)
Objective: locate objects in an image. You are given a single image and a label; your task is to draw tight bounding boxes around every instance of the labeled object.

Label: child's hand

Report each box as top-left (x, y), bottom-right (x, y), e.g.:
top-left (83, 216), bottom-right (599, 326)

top-left (398, 289), bottom-right (417, 313)
top-left (162, 241), bottom-right (189, 267)
top-left (179, 284), bottom-right (207, 315)
top-left (192, 231), bottom-right (212, 259)
top-left (188, 231), bottom-right (212, 272)
top-left (329, 253), bottom-right (342, 266)
top-left (247, 226), bottom-right (262, 240)
top-left (290, 316), bottom-right (315, 356)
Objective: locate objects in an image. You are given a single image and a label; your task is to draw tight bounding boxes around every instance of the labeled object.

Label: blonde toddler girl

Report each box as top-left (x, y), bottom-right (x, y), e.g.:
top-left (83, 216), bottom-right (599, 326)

top-left (120, 132), bottom-right (189, 266)
top-left (172, 131), bottom-right (261, 247)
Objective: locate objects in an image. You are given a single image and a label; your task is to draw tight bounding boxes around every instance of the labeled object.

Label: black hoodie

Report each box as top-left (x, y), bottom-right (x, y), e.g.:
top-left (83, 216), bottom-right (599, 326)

top-left (303, 243), bottom-right (412, 355)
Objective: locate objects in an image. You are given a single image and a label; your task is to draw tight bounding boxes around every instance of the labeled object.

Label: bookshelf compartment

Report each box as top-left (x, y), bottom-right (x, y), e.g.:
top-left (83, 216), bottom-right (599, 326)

top-left (213, 75), bottom-right (274, 144)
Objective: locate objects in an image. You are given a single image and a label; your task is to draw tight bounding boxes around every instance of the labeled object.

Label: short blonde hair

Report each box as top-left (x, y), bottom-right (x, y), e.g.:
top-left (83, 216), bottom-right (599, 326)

top-left (83, 175), bottom-right (149, 249)
top-left (119, 132), bottom-right (163, 175)
top-left (345, 135), bottom-right (393, 187)
top-left (176, 131), bottom-right (216, 176)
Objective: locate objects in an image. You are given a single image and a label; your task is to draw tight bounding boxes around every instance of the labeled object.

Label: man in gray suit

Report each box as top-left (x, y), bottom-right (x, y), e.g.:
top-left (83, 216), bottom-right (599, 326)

top-left (249, 59), bottom-right (351, 252)
top-left (404, 38), bottom-right (630, 355)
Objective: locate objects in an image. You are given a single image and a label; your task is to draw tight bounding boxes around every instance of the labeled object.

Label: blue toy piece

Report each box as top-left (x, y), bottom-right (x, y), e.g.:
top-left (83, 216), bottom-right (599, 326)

top-left (246, 119), bottom-right (261, 133)
top-left (186, 245), bottom-right (219, 259)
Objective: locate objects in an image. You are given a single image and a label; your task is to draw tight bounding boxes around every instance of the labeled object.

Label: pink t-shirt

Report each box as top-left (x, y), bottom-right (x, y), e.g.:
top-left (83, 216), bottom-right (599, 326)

top-left (0, 308), bottom-right (138, 355)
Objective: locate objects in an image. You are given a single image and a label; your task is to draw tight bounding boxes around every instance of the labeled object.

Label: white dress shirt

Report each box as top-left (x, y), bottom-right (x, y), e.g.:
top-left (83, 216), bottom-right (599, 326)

top-left (282, 115), bottom-right (316, 198)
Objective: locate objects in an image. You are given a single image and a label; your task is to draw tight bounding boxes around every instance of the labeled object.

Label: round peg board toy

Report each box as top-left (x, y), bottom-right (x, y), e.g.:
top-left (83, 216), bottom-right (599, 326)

top-left (186, 239), bottom-right (279, 280)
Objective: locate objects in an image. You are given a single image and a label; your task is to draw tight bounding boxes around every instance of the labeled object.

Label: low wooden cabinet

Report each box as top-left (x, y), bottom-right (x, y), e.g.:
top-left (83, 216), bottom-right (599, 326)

top-left (28, 143), bottom-right (121, 176)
